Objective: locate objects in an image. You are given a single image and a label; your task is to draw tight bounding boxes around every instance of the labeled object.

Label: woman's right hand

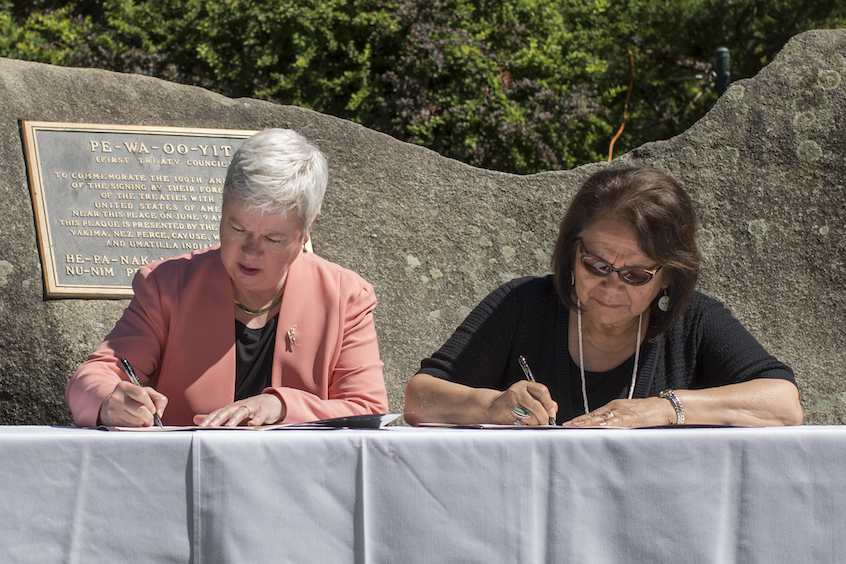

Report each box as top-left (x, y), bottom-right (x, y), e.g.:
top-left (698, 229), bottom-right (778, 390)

top-left (404, 374), bottom-right (557, 426)
top-left (99, 381), bottom-right (168, 427)
top-left (487, 380), bottom-right (558, 426)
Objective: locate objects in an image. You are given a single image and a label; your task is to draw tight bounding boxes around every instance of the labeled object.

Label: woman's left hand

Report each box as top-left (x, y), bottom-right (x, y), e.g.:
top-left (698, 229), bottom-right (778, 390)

top-left (564, 380), bottom-right (803, 428)
top-left (563, 397), bottom-right (675, 428)
top-left (194, 394), bottom-right (286, 427)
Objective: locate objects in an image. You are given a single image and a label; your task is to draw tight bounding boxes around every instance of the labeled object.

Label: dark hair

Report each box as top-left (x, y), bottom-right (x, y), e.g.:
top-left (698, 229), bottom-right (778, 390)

top-left (552, 167), bottom-right (701, 337)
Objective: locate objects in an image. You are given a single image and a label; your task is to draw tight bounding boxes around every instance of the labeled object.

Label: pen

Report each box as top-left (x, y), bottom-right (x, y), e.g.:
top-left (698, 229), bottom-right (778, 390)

top-left (119, 357), bottom-right (163, 427)
top-left (518, 355), bottom-right (557, 426)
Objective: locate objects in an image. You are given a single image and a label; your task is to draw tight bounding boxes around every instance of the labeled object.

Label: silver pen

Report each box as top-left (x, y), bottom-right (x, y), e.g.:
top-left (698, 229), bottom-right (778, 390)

top-left (518, 355), bottom-right (556, 426)
top-left (119, 357), bottom-right (163, 427)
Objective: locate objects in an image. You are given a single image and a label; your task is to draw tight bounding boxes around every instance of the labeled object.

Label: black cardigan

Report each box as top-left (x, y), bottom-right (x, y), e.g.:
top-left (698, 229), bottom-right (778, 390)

top-left (418, 276), bottom-right (796, 422)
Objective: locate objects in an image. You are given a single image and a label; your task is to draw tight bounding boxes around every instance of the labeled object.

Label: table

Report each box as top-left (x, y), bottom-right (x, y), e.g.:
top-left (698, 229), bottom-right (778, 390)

top-left (2, 425), bottom-right (845, 563)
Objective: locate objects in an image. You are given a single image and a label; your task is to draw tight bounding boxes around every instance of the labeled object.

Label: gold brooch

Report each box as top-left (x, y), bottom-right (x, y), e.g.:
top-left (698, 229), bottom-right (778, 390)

top-left (287, 325), bottom-right (297, 347)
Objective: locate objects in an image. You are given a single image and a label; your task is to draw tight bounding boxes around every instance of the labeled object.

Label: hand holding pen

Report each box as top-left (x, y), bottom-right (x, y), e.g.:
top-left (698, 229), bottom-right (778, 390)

top-left (119, 358), bottom-right (163, 427)
top-left (518, 356), bottom-right (557, 426)
top-left (97, 358), bottom-right (167, 427)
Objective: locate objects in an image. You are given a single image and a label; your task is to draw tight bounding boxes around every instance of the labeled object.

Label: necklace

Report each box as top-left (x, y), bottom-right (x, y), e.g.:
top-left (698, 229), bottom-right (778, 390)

top-left (234, 291), bottom-right (284, 315)
top-left (576, 298), bottom-right (642, 415)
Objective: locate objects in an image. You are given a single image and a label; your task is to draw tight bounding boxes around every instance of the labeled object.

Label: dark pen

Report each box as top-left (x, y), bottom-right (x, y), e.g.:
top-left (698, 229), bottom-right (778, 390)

top-left (518, 355), bottom-right (557, 426)
top-left (119, 357), bottom-right (164, 427)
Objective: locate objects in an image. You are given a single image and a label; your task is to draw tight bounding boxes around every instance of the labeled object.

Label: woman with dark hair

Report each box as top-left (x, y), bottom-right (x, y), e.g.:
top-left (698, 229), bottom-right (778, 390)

top-left (404, 167), bottom-right (802, 428)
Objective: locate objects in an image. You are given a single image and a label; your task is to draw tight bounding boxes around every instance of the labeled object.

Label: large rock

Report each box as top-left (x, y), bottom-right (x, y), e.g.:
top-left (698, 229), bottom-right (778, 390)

top-left (0, 29), bottom-right (843, 425)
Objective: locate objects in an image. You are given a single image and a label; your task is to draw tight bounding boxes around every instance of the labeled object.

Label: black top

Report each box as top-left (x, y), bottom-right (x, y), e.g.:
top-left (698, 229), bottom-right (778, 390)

top-left (570, 354), bottom-right (636, 414)
top-left (234, 314), bottom-right (278, 401)
top-left (419, 276), bottom-right (796, 423)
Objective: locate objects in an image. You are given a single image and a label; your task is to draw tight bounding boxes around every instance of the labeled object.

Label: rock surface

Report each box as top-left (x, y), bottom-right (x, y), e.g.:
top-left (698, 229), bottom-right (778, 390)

top-left (0, 29), bottom-right (843, 425)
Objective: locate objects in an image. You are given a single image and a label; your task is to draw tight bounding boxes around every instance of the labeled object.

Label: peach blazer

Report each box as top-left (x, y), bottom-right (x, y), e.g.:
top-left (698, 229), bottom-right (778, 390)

top-left (66, 245), bottom-right (388, 427)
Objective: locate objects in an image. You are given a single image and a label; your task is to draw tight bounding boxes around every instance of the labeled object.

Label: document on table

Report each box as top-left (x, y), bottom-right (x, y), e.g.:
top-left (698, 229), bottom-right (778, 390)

top-left (102, 413), bottom-right (406, 431)
top-left (416, 423), bottom-right (731, 429)
top-left (418, 423), bottom-right (574, 429)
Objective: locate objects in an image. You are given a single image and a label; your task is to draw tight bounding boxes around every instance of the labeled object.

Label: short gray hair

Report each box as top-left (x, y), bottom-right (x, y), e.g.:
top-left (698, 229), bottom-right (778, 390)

top-left (223, 129), bottom-right (328, 234)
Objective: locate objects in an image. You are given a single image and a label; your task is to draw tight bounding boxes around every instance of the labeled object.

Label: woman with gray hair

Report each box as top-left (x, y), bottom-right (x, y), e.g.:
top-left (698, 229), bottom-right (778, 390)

top-left (67, 129), bottom-right (389, 427)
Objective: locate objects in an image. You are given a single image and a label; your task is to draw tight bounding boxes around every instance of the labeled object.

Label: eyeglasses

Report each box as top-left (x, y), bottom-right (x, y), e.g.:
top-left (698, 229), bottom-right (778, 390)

top-left (579, 240), bottom-right (662, 286)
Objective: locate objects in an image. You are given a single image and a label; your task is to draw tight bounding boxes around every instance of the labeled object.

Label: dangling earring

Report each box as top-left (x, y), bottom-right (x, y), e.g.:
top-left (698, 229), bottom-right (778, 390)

top-left (658, 288), bottom-right (670, 312)
top-left (570, 270), bottom-right (575, 286)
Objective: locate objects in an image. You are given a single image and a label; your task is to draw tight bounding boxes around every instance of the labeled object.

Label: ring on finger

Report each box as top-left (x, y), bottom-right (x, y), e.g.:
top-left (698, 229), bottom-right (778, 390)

top-left (606, 411), bottom-right (614, 419)
top-left (511, 406), bottom-right (531, 420)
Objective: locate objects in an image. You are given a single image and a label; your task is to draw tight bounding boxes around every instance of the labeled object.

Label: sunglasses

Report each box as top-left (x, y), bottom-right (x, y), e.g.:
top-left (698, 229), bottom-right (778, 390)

top-left (579, 240), bottom-right (662, 286)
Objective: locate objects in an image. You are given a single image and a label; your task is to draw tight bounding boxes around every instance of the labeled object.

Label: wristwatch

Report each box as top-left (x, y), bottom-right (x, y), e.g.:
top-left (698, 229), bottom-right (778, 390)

top-left (659, 389), bottom-right (685, 425)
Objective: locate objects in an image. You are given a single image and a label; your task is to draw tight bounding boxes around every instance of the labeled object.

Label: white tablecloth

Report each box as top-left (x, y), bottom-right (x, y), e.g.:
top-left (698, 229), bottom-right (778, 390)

top-left (2, 425), bottom-right (844, 563)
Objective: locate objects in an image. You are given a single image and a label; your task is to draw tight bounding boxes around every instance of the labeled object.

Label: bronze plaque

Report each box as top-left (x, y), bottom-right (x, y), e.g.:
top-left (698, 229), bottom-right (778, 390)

top-left (22, 122), bottom-right (257, 298)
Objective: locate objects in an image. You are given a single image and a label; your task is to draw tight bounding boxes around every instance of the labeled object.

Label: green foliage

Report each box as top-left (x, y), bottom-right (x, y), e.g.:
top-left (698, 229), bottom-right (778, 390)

top-left (106, 0), bottom-right (388, 108)
top-left (365, 0), bottom-right (615, 171)
top-left (600, 0), bottom-right (846, 157)
top-left (0, 0), bottom-right (843, 173)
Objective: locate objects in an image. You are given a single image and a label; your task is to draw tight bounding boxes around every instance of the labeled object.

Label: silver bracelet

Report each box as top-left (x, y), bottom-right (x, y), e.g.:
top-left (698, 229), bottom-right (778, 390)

top-left (659, 389), bottom-right (685, 425)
